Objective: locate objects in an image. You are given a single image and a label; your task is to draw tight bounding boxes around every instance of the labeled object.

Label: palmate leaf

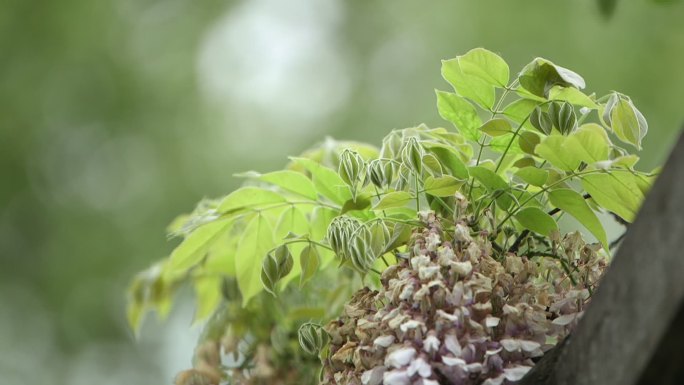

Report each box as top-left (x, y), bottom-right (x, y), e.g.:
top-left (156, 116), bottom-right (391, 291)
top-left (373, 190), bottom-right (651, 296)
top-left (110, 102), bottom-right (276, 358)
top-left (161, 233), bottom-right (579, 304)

top-left (435, 90), bottom-right (482, 142)
top-left (164, 218), bottom-right (236, 278)
top-left (251, 170), bottom-right (318, 200)
top-left (237, 214), bottom-right (276, 305)
top-left (290, 157), bottom-right (351, 205)
top-left (218, 187), bottom-right (287, 214)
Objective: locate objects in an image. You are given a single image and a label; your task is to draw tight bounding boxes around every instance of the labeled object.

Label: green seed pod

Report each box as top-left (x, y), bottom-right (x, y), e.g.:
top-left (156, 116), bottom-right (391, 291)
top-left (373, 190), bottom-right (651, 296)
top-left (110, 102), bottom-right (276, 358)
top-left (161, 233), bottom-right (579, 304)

top-left (367, 159), bottom-right (387, 189)
top-left (548, 101), bottom-right (576, 135)
top-left (273, 244), bottom-right (293, 278)
top-left (530, 106), bottom-right (553, 135)
top-left (327, 216), bottom-right (363, 263)
top-left (401, 137), bottom-right (424, 175)
top-left (298, 322), bottom-right (328, 356)
top-left (380, 130), bottom-right (403, 159)
top-left (338, 149), bottom-right (365, 188)
top-left (348, 227), bottom-right (373, 271)
top-left (367, 220), bottom-right (390, 258)
top-left (261, 253), bottom-right (280, 295)
top-left (260, 245), bottom-right (293, 295)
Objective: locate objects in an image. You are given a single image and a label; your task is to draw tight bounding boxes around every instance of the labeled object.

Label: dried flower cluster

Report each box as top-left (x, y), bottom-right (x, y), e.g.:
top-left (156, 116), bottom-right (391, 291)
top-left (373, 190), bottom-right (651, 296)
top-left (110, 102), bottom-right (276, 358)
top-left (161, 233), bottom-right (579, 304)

top-left (321, 212), bottom-right (607, 385)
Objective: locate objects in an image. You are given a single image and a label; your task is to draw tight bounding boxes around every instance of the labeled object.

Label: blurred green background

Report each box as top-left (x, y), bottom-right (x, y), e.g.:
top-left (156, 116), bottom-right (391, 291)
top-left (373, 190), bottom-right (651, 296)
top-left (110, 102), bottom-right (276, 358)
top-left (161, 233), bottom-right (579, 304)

top-left (1, 0), bottom-right (682, 383)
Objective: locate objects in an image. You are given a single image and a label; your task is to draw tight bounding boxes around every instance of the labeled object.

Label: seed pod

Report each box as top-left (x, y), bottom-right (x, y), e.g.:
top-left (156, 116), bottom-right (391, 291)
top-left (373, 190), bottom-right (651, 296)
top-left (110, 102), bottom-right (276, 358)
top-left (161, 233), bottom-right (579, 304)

top-left (298, 322), bottom-right (328, 356)
top-left (367, 159), bottom-right (387, 189)
top-left (349, 227), bottom-right (373, 271)
top-left (380, 130), bottom-right (403, 159)
top-left (401, 137), bottom-right (424, 175)
top-left (260, 245), bottom-right (293, 295)
top-left (338, 149), bottom-right (365, 188)
top-left (327, 216), bottom-right (363, 263)
top-left (530, 106), bottom-right (552, 135)
top-left (548, 101), bottom-right (576, 135)
top-left (367, 220), bottom-right (390, 259)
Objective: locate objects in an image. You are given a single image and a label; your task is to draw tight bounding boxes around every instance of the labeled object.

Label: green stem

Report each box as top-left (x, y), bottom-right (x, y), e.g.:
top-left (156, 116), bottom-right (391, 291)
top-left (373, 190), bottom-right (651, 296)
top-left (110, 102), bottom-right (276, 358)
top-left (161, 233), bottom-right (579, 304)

top-left (494, 100), bottom-right (552, 173)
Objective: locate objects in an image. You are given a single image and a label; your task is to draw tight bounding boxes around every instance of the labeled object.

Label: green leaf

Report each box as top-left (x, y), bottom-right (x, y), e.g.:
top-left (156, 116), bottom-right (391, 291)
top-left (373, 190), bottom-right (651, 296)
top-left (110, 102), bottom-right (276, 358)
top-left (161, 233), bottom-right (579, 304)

top-left (519, 58), bottom-right (586, 98)
top-left (218, 187), bottom-right (286, 214)
top-left (193, 277), bottom-right (222, 323)
top-left (425, 145), bottom-right (469, 179)
top-left (514, 207), bottom-right (559, 237)
top-left (514, 167), bottom-right (548, 187)
top-left (236, 214), bottom-right (276, 305)
top-left (469, 166), bottom-right (512, 209)
top-left (299, 245), bottom-right (320, 287)
top-left (310, 207), bottom-right (337, 267)
top-left (165, 218), bottom-right (235, 277)
top-left (435, 90), bottom-right (483, 141)
top-left (458, 48), bottom-right (510, 87)
top-left (610, 98), bottom-right (647, 150)
top-left (480, 118), bottom-right (512, 137)
top-left (441, 58), bottom-right (496, 109)
top-left (518, 131), bottom-right (541, 155)
top-left (424, 175), bottom-right (465, 197)
top-left (535, 135), bottom-right (582, 171)
top-left (565, 123), bottom-right (611, 164)
top-left (548, 85), bottom-right (598, 109)
top-left (503, 99), bottom-right (539, 125)
top-left (289, 157), bottom-right (352, 204)
top-left (581, 172), bottom-right (645, 223)
top-left (548, 189), bottom-right (608, 249)
top-left (341, 195), bottom-right (372, 214)
top-left (490, 133), bottom-right (524, 154)
top-left (255, 170), bottom-right (318, 200)
top-left (274, 206), bottom-right (310, 241)
top-left (373, 191), bottom-right (414, 210)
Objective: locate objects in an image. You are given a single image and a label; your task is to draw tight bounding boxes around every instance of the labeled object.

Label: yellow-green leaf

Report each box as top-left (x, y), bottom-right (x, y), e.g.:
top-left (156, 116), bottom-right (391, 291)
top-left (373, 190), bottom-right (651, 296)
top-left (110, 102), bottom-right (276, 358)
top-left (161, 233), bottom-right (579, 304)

top-left (548, 189), bottom-right (608, 249)
top-left (565, 123), bottom-right (611, 164)
top-left (435, 90), bottom-right (483, 141)
top-left (218, 187), bottom-right (286, 214)
top-left (535, 135), bottom-right (581, 171)
top-left (515, 167), bottom-right (548, 187)
top-left (442, 58), bottom-right (496, 109)
top-left (193, 277), bottom-right (222, 323)
top-left (236, 214), bottom-right (276, 306)
top-left (581, 172), bottom-right (645, 223)
top-left (480, 118), bottom-right (513, 137)
top-left (514, 207), bottom-right (559, 237)
top-left (165, 218), bottom-right (235, 277)
top-left (458, 48), bottom-right (510, 88)
top-left (373, 191), bottom-right (414, 210)
top-left (257, 170), bottom-right (318, 200)
top-left (299, 245), bottom-right (320, 287)
top-left (289, 157), bottom-right (351, 204)
top-left (549, 85), bottom-right (598, 109)
top-left (423, 175), bottom-right (464, 197)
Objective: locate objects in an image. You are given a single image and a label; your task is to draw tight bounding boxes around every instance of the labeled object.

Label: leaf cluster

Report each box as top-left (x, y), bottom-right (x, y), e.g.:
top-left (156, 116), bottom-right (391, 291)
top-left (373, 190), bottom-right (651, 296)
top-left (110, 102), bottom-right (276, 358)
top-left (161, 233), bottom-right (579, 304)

top-left (126, 48), bottom-right (658, 383)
